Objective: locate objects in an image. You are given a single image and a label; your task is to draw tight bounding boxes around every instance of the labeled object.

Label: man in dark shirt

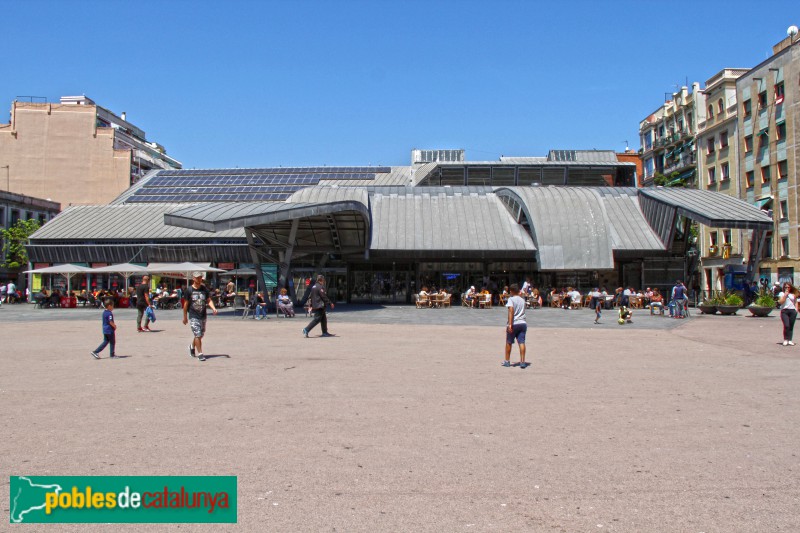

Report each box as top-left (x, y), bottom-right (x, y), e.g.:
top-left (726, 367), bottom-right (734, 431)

top-left (183, 271), bottom-right (218, 362)
top-left (135, 275), bottom-right (152, 332)
top-left (302, 274), bottom-right (335, 338)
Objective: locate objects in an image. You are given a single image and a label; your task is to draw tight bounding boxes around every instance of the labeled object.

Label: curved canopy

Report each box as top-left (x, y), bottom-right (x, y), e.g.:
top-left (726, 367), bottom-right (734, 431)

top-left (496, 187), bottom-right (615, 270)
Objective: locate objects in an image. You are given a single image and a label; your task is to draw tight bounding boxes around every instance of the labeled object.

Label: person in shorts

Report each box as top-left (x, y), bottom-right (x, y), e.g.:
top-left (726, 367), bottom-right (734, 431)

top-left (503, 284), bottom-right (528, 369)
top-left (183, 271), bottom-right (218, 362)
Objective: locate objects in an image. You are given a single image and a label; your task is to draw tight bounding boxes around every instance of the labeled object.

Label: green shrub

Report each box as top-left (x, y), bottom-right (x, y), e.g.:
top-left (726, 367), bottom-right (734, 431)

top-left (754, 291), bottom-right (777, 308)
top-left (725, 293), bottom-right (744, 306)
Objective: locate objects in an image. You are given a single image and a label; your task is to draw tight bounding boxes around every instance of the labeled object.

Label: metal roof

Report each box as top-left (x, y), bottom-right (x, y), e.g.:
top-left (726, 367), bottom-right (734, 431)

top-left (638, 187), bottom-right (773, 229)
top-left (369, 189), bottom-right (536, 253)
top-left (495, 187), bottom-right (615, 270)
top-left (165, 188), bottom-right (371, 233)
top-left (29, 204), bottom-right (246, 241)
top-left (595, 188), bottom-right (665, 251)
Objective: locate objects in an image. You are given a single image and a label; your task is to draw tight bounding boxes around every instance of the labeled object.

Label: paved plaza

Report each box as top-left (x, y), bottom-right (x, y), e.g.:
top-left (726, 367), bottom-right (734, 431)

top-left (1, 303), bottom-right (799, 531)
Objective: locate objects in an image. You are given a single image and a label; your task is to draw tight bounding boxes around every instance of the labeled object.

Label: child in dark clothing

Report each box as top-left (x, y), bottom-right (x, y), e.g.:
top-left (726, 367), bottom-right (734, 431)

top-left (91, 299), bottom-right (117, 359)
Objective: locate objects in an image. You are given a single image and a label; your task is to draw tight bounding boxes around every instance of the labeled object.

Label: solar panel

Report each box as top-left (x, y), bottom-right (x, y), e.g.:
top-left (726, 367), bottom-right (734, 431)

top-left (130, 166), bottom-right (386, 204)
top-left (156, 166), bottom-right (390, 177)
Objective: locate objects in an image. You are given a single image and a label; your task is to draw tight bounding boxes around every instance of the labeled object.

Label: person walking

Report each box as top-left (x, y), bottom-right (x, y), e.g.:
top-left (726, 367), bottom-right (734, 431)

top-left (778, 282), bottom-right (799, 346)
top-left (302, 274), bottom-right (335, 338)
top-left (135, 275), bottom-right (152, 332)
top-left (91, 298), bottom-right (117, 359)
top-left (184, 271), bottom-right (218, 362)
top-left (502, 284), bottom-right (528, 369)
top-left (589, 287), bottom-right (602, 324)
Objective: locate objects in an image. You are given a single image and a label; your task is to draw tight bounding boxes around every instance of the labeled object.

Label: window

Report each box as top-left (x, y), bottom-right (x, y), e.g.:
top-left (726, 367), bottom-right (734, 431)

top-left (26, 212), bottom-right (33, 220)
top-left (782, 237), bottom-right (790, 257)
top-left (10, 209), bottom-right (19, 225)
top-left (758, 91), bottom-right (768, 108)
top-left (779, 160), bottom-right (788, 180)
top-left (746, 171), bottom-right (755, 188)
top-left (743, 99), bottom-right (752, 116)
top-left (720, 162), bottom-right (729, 181)
top-left (706, 138), bottom-right (715, 154)
top-left (707, 167), bottom-right (716, 184)
top-left (678, 119), bottom-right (684, 132)
top-left (761, 166), bottom-right (771, 184)
top-left (720, 131), bottom-right (728, 149)
top-left (777, 122), bottom-right (786, 141)
top-left (707, 104), bottom-right (714, 118)
top-left (744, 135), bottom-right (753, 152)
top-left (775, 82), bottom-right (785, 104)
top-left (38, 214), bottom-right (46, 225)
top-left (723, 230), bottom-right (732, 244)
top-left (717, 98), bottom-right (724, 114)
top-left (710, 231), bottom-right (718, 246)
top-left (780, 200), bottom-right (789, 221)
top-left (758, 134), bottom-right (767, 151)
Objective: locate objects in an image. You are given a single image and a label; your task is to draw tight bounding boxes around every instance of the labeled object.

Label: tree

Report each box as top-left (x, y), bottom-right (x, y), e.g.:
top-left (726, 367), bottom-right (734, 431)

top-left (1, 219), bottom-right (41, 269)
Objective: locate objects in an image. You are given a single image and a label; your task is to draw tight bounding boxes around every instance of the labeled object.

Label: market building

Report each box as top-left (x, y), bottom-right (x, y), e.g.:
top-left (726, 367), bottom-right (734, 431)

top-left (28, 149), bottom-right (771, 303)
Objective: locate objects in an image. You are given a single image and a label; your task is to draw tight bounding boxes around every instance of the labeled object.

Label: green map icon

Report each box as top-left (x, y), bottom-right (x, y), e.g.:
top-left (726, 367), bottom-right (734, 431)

top-left (10, 476), bottom-right (63, 523)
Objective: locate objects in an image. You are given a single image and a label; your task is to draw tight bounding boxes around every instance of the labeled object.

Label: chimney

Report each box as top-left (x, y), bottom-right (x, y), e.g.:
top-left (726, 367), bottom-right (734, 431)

top-left (121, 112), bottom-right (126, 121)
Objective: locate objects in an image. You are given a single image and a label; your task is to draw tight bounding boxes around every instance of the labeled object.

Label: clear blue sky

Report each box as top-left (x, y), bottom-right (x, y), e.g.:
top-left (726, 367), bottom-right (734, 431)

top-left (2, 0), bottom-right (796, 168)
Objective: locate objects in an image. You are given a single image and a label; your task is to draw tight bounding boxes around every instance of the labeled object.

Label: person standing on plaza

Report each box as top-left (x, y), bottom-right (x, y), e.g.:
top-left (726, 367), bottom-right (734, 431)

top-left (502, 284), bottom-right (528, 369)
top-left (135, 275), bottom-right (152, 332)
top-left (302, 274), bottom-right (335, 338)
top-left (6, 279), bottom-right (16, 303)
top-left (91, 298), bottom-right (117, 359)
top-left (184, 271), bottom-right (218, 362)
top-left (671, 280), bottom-right (687, 319)
top-left (778, 282), bottom-right (799, 346)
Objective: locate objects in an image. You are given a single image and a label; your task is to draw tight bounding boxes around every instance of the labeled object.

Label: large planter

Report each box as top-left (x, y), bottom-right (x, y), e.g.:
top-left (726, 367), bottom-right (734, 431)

top-left (747, 305), bottom-right (774, 317)
top-left (697, 304), bottom-right (718, 315)
top-left (716, 304), bottom-right (741, 315)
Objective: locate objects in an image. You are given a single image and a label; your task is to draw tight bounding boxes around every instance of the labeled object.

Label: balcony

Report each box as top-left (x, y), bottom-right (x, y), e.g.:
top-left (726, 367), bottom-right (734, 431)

top-left (663, 153), bottom-right (696, 175)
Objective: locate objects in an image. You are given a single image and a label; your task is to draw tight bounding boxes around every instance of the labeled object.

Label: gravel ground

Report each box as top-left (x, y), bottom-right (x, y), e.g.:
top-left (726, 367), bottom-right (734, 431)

top-left (1, 304), bottom-right (798, 531)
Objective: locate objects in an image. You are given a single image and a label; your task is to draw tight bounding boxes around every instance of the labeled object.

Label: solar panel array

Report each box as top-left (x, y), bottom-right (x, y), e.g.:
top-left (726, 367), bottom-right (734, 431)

top-left (127, 167), bottom-right (390, 203)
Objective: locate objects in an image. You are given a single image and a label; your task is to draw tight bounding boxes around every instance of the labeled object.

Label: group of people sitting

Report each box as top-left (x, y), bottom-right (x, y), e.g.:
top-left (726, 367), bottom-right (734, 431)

top-left (462, 286), bottom-right (490, 308)
top-left (246, 288), bottom-right (297, 319)
top-left (417, 287), bottom-right (452, 307)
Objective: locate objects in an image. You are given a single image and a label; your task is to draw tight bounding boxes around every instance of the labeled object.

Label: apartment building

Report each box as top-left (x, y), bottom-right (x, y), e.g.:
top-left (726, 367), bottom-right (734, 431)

top-left (638, 83), bottom-right (706, 187)
top-left (0, 95), bottom-right (181, 207)
top-left (696, 68), bottom-right (750, 293)
top-left (737, 31), bottom-right (800, 286)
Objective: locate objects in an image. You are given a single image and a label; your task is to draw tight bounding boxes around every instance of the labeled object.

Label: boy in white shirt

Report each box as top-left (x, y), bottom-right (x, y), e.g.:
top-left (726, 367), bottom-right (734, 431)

top-left (502, 284), bottom-right (529, 369)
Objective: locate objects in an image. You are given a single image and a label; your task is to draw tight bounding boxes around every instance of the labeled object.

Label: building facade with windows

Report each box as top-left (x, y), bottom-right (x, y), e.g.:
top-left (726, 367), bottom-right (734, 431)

top-left (639, 84), bottom-right (706, 187)
top-left (696, 68), bottom-right (750, 294)
top-left (737, 31), bottom-right (800, 287)
top-left (0, 95), bottom-right (181, 207)
top-left (0, 189), bottom-right (60, 280)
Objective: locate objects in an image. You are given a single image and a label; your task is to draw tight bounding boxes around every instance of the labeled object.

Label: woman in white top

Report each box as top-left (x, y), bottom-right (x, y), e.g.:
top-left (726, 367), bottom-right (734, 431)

top-left (778, 282), bottom-right (799, 346)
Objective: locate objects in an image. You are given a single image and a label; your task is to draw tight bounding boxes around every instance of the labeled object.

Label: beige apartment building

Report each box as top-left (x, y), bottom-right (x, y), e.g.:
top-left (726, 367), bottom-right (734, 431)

top-left (737, 31), bottom-right (800, 287)
top-left (0, 95), bottom-right (181, 206)
top-left (696, 68), bottom-right (750, 294)
top-left (639, 83), bottom-right (706, 187)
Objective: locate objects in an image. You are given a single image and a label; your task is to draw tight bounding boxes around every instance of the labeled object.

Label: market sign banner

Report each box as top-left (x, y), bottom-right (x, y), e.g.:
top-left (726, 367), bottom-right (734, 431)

top-left (9, 476), bottom-right (237, 523)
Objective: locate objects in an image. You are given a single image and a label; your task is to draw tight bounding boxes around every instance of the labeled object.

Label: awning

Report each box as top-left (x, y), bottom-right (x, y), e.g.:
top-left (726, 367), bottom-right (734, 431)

top-left (666, 169), bottom-right (695, 186)
top-left (759, 127), bottom-right (769, 136)
top-left (776, 118), bottom-right (785, 126)
top-left (754, 196), bottom-right (773, 209)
